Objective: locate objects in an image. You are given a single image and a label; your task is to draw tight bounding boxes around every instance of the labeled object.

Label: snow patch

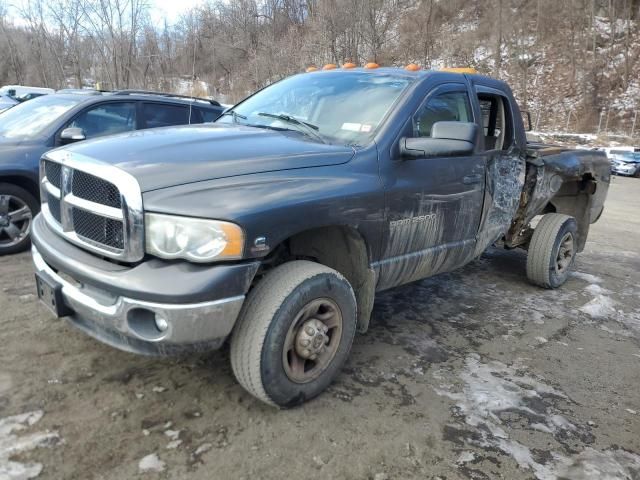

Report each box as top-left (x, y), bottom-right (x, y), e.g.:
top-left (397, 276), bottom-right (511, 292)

top-left (456, 451), bottom-right (476, 464)
top-left (0, 410), bottom-right (60, 480)
top-left (166, 440), bottom-right (182, 450)
top-left (555, 448), bottom-right (640, 480)
top-left (138, 453), bottom-right (165, 473)
top-left (435, 355), bottom-right (569, 435)
top-left (194, 443), bottom-right (212, 456)
top-left (580, 294), bottom-right (616, 319)
top-left (571, 271), bottom-right (603, 284)
top-left (164, 429), bottom-right (180, 441)
top-left (436, 356), bottom-right (640, 479)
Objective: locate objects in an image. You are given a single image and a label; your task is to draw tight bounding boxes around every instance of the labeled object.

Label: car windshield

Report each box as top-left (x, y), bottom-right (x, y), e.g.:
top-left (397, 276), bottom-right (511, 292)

top-left (217, 72), bottom-right (414, 145)
top-left (0, 95), bottom-right (83, 139)
top-left (620, 152), bottom-right (640, 161)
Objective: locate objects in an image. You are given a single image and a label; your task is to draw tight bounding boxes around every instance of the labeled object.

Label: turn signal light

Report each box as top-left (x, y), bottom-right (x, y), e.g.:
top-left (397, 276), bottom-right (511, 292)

top-left (364, 62), bottom-right (380, 69)
top-left (405, 63), bottom-right (420, 71)
top-left (322, 64), bottom-right (337, 70)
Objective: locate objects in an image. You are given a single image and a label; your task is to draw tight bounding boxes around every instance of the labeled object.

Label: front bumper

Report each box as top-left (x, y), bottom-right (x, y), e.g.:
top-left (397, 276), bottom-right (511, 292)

top-left (611, 163), bottom-right (639, 176)
top-left (31, 215), bottom-right (260, 356)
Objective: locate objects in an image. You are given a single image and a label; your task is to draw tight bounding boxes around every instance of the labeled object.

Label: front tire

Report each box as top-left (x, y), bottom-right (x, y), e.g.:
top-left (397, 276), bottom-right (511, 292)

top-left (230, 260), bottom-right (357, 408)
top-left (0, 183), bottom-right (38, 255)
top-left (526, 213), bottom-right (578, 289)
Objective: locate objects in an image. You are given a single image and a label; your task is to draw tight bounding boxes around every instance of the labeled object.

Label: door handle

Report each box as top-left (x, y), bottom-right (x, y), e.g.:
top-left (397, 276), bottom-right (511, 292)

top-left (463, 174), bottom-right (482, 185)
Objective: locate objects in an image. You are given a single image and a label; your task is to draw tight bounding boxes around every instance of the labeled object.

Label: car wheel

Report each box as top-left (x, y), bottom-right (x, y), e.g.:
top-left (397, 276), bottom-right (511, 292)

top-left (230, 260), bottom-right (357, 408)
top-left (0, 183), bottom-right (39, 255)
top-left (526, 213), bottom-right (578, 289)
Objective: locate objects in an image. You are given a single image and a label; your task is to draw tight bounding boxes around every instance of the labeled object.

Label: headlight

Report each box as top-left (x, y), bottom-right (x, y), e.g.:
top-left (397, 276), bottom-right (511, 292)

top-left (145, 213), bottom-right (244, 262)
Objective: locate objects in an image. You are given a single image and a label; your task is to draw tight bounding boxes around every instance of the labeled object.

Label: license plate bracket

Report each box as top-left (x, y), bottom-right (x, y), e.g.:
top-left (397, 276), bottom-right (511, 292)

top-left (35, 272), bottom-right (72, 318)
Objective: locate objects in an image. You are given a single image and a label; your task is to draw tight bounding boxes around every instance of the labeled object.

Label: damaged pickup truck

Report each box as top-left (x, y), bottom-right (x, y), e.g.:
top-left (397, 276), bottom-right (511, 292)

top-left (31, 67), bottom-right (610, 407)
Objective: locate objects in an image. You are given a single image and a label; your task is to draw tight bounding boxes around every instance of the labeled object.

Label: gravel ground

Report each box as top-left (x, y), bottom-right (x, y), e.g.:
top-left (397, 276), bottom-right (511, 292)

top-left (1, 176), bottom-right (639, 480)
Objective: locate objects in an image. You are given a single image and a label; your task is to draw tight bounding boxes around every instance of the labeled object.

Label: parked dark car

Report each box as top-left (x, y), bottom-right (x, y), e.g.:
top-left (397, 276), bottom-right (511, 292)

top-left (31, 67), bottom-right (610, 407)
top-left (0, 90), bottom-right (224, 254)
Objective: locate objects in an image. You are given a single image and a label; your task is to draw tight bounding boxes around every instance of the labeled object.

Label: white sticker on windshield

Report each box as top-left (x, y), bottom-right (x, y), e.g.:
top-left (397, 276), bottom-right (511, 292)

top-left (341, 123), bottom-right (362, 132)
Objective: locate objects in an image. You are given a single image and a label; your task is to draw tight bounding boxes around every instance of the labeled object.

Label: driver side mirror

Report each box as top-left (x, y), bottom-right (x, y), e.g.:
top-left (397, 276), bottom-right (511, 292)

top-left (60, 127), bottom-right (86, 144)
top-left (401, 121), bottom-right (477, 159)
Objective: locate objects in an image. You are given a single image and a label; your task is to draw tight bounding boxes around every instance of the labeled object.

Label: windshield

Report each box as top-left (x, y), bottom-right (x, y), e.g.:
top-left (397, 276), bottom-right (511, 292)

top-left (619, 152), bottom-right (640, 161)
top-left (0, 95), bottom-right (83, 139)
top-left (217, 72), bottom-right (413, 145)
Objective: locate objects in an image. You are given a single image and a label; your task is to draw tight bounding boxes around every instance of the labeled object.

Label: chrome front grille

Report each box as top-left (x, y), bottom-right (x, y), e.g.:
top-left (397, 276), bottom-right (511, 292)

top-left (44, 161), bottom-right (62, 189)
top-left (72, 170), bottom-right (122, 209)
top-left (73, 208), bottom-right (125, 250)
top-left (39, 150), bottom-right (144, 262)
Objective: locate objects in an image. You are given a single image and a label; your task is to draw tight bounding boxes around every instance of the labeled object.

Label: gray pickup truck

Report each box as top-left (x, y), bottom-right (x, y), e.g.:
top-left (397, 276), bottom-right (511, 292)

top-left (31, 67), bottom-right (610, 407)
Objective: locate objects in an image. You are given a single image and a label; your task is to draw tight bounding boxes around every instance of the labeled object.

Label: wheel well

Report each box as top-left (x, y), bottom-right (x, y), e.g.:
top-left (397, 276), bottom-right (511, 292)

top-left (0, 175), bottom-right (39, 199)
top-left (262, 226), bottom-right (376, 333)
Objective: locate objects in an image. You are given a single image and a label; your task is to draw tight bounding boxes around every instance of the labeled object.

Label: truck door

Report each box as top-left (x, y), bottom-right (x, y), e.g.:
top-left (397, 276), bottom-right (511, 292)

top-left (376, 84), bottom-right (486, 290)
top-left (472, 86), bottom-right (526, 257)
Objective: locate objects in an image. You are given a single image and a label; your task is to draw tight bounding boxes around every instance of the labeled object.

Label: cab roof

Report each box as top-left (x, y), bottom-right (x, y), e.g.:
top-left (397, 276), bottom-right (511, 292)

top-left (303, 66), bottom-right (508, 90)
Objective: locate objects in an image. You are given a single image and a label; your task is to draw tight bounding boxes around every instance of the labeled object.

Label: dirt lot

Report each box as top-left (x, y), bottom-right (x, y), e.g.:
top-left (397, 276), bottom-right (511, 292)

top-left (1, 176), bottom-right (639, 480)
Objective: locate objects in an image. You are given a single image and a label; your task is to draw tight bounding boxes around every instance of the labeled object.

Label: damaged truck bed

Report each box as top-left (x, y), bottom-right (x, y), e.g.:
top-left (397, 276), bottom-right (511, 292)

top-left (507, 146), bottom-right (610, 252)
top-left (31, 67), bottom-right (610, 407)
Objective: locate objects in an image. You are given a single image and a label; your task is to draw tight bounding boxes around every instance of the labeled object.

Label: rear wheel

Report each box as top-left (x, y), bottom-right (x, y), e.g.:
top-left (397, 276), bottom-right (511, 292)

top-left (0, 183), bottom-right (38, 255)
top-left (526, 213), bottom-right (577, 289)
top-left (230, 260), bottom-right (357, 408)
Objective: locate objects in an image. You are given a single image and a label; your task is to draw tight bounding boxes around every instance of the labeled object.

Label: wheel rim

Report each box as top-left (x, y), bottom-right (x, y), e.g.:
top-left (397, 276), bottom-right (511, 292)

top-left (555, 232), bottom-right (574, 274)
top-left (282, 298), bottom-right (343, 384)
top-left (0, 194), bottom-right (32, 248)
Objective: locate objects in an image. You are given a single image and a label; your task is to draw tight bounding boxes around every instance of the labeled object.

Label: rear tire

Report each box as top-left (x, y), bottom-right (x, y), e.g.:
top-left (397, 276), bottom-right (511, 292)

top-left (0, 183), bottom-right (39, 256)
top-left (230, 260), bottom-right (357, 408)
top-left (526, 213), bottom-right (577, 289)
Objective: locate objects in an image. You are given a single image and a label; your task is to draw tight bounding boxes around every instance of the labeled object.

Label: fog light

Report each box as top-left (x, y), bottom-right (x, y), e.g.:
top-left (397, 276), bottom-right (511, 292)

top-left (155, 317), bottom-right (169, 332)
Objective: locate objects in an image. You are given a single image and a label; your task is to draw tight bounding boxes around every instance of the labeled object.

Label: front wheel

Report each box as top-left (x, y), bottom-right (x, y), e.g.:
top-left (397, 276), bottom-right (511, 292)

top-left (230, 260), bottom-right (357, 408)
top-left (526, 213), bottom-right (578, 289)
top-left (0, 183), bottom-right (38, 255)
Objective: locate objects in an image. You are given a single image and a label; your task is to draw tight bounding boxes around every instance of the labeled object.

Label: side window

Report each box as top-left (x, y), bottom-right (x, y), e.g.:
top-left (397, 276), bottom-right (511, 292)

top-left (68, 102), bottom-right (136, 138)
top-left (413, 91), bottom-right (472, 138)
top-left (477, 94), bottom-right (513, 151)
top-left (197, 108), bottom-right (222, 123)
top-left (142, 103), bottom-right (189, 128)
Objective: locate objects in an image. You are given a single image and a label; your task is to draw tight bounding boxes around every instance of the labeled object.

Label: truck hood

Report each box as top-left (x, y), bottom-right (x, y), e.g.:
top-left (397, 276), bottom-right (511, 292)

top-left (59, 124), bottom-right (356, 192)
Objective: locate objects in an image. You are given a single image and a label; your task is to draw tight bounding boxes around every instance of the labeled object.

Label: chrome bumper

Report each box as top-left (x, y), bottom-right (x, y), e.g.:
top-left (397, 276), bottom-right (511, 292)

top-left (32, 246), bottom-right (245, 355)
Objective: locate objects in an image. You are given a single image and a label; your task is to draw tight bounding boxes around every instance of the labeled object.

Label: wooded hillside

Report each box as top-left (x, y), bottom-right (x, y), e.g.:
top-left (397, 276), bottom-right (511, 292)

top-left (1, 0), bottom-right (639, 137)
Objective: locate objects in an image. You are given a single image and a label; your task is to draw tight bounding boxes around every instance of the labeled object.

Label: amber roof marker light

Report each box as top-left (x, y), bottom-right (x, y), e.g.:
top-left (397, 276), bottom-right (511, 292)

top-left (405, 63), bottom-right (420, 71)
top-left (440, 67), bottom-right (479, 74)
top-left (305, 66), bottom-right (319, 72)
top-left (322, 64), bottom-right (337, 70)
top-left (364, 62), bottom-right (380, 69)
top-left (342, 62), bottom-right (357, 69)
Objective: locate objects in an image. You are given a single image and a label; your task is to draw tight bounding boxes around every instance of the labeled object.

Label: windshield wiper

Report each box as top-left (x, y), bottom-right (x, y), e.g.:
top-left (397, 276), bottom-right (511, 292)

top-left (257, 112), bottom-right (326, 144)
top-left (220, 110), bottom-right (247, 124)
